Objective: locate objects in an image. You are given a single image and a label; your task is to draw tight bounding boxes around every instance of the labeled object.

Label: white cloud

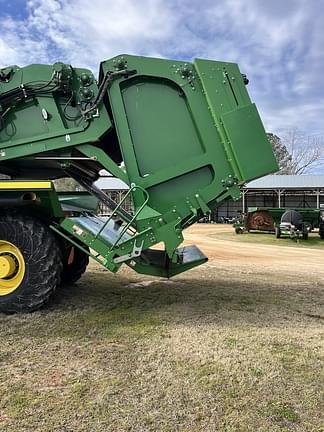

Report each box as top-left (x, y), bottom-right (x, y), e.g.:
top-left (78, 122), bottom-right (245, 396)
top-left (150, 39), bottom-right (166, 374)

top-left (23, 0), bottom-right (176, 68)
top-left (0, 0), bottom-right (323, 139)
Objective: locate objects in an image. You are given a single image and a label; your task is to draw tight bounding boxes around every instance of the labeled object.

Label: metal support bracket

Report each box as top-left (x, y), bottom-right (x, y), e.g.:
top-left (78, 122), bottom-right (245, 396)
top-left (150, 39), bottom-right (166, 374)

top-left (113, 240), bottom-right (144, 264)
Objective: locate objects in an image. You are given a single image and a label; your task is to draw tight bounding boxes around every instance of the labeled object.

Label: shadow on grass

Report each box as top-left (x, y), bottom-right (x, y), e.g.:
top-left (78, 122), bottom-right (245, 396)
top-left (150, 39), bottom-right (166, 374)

top-left (48, 268), bottom-right (322, 326)
top-left (1, 267), bottom-right (322, 341)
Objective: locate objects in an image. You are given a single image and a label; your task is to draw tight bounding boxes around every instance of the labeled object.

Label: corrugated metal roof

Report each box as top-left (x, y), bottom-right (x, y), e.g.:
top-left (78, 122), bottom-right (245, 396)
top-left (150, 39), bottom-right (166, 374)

top-left (245, 175), bottom-right (324, 190)
top-left (94, 177), bottom-right (128, 190)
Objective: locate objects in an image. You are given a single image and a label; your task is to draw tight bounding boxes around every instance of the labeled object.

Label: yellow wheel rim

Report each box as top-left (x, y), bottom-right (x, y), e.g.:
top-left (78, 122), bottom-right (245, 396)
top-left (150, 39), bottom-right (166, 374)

top-left (0, 240), bottom-right (25, 296)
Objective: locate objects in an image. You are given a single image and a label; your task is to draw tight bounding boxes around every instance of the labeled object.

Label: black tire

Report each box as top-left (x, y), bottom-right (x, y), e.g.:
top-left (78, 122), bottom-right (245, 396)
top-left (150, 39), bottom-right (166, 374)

top-left (275, 226), bottom-right (281, 238)
top-left (61, 246), bottom-right (89, 285)
top-left (319, 222), bottom-right (324, 239)
top-left (0, 213), bottom-right (62, 313)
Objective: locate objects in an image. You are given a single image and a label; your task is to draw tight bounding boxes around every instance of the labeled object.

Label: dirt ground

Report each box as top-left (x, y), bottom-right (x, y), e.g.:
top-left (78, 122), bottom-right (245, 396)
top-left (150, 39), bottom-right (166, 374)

top-left (0, 224), bottom-right (323, 431)
top-left (184, 224), bottom-right (324, 276)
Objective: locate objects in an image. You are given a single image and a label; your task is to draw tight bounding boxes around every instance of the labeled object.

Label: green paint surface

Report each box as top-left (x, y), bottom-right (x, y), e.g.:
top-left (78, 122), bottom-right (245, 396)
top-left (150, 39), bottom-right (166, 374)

top-left (0, 54), bottom-right (278, 277)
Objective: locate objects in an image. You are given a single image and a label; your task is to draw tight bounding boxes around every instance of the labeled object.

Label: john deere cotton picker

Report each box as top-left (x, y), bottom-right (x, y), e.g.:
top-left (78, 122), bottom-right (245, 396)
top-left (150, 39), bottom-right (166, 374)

top-left (0, 54), bottom-right (278, 312)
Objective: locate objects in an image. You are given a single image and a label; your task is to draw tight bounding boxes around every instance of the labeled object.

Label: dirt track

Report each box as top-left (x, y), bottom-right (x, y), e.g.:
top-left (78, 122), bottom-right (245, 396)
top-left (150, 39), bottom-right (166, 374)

top-left (184, 224), bottom-right (324, 276)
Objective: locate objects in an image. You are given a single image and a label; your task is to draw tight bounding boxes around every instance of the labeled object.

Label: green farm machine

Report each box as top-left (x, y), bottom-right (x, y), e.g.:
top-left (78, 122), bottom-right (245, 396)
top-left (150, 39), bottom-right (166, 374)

top-left (0, 54), bottom-right (277, 312)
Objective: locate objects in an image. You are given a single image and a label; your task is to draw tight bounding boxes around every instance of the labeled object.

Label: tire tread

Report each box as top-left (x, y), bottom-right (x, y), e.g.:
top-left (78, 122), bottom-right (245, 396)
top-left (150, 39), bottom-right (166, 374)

top-left (0, 213), bottom-right (62, 313)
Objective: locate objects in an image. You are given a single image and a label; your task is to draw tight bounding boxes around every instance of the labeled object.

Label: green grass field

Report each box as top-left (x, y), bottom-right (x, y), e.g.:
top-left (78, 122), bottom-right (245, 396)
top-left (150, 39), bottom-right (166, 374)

top-left (217, 227), bottom-right (324, 249)
top-left (0, 226), bottom-right (323, 431)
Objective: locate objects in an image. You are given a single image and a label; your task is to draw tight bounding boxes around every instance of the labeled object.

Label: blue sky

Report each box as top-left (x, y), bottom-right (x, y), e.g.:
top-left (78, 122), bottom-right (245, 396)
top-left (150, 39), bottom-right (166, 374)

top-left (0, 0), bottom-right (323, 140)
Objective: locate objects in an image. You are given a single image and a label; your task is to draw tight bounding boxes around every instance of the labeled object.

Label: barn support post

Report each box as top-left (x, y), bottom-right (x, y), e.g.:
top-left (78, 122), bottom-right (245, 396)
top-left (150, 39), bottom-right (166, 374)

top-left (242, 189), bottom-right (248, 212)
top-left (316, 190), bottom-right (320, 209)
top-left (277, 189), bottom-right (285, 208)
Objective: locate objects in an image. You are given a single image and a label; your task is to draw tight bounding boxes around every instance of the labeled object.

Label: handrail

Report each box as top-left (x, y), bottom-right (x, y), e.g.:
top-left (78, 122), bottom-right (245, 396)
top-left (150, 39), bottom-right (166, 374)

top-left (112, 185), bottom-right (150, 248)
top-left (94, 184), bottom-right (150, 249)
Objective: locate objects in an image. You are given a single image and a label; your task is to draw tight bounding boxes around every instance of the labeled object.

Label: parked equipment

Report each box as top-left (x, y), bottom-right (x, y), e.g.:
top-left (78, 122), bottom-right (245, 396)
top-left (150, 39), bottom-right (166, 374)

top-left (319, 209), bottom-right (324, 239)
top-left (235, 207), bottom-right (322, 236)
top-left (233, 208), bottom-right (277, 234)
top-left (275, 209), bottom-right (310, 240)
top-left (0, 54), bottom-right (277, 312)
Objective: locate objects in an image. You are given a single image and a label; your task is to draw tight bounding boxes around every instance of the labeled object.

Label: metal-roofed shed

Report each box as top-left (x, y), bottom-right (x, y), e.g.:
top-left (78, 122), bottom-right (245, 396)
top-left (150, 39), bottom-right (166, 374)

top-left (241, 175), bottom-right (324, 211)
top-left (93, 174), bottom-right (324, 221)
top-left (94, 176), bottom-right (131, 215)
top-left (94, 177), bottom-right (128, 191)
top-left (245, 175), bottom-right (324, 190)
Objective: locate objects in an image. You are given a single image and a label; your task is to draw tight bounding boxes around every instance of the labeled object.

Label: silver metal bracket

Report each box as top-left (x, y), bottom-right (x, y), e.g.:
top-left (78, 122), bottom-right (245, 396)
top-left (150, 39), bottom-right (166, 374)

top-left (113, 240), bottom-right (144, 264)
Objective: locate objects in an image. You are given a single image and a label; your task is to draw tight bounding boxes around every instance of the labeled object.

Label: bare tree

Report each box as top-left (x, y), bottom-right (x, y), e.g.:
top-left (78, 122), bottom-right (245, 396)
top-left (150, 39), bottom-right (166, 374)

top-left (281, 128), bottom-right (324, 174)
top-left (267, 133), bottom-right (292, 174)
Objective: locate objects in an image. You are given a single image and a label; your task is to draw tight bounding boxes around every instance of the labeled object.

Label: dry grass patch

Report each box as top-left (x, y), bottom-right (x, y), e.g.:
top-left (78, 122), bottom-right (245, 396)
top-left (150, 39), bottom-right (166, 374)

top-left (0, 227), bottom-right (323, 431)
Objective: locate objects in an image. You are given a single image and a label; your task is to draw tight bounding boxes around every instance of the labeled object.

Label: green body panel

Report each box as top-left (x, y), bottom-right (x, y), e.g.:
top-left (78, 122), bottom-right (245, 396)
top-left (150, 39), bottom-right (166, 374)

top-left (0, 181), bottom-right (63, 219)
top-left (100, 55), bottom-right (278, 222)
top-left (193, 59), bottom-right (277, 181)
top-left (57, 191), bottom-right (99, 212)
top-left (0, 63), bottom-right (112, 173)
top-left (221, 104), bottom-right (276, 180)
top-left (0, 54), bottom-right (278, 278)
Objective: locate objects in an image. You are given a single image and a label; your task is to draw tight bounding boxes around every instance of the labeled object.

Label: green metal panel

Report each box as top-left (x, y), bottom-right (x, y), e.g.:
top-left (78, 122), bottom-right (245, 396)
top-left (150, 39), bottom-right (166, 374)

top-left (101, 55), bottom-right (278, 223)
top-left (57, 191), bottom-right (99, 212)
top-left (0, 63), bottom-right (112, 161)
top-left (0, 54), bottom-right (279, 279)
top-left (148, 167), bottom-right (213, 214)
top-left (0, 180), bottom-right (63, 219)
top-left (193, 59), bottom-right (278, 182)
top-left (121, 79), bottom-right (204, 176)
top-left (221, 104), bottom-right (278, 180)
